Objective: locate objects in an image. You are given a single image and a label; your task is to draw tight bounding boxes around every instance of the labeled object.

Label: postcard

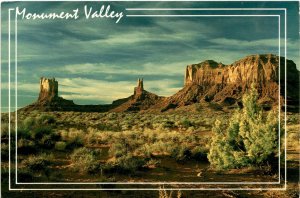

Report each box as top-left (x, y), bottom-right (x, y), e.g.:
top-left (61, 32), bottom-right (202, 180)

top-left (1, 1), bottom-right (299, 197)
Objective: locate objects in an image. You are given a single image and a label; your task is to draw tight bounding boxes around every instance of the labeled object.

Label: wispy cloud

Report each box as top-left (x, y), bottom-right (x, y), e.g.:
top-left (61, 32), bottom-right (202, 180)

top-left (209, 37), bottom-right (298, 50)
top-left (59, 77), bottom-right (181, 104)
top-left (60, 61), bottom-right (188, 76)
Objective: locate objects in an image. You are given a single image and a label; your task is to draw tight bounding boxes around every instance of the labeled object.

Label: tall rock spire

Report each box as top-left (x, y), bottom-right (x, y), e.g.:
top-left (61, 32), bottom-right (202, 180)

top-left (134, 78), bottom-right (144, 95)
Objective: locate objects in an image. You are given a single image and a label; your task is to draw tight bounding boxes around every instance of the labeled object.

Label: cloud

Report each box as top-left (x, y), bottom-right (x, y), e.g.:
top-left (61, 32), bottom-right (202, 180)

top-left (1, 82), bottom-right (39, 93)
top-left (59, 77), bottom-right (181, 103)
top-left (2, 77), bottom-right (182, 105)
top-left (59, 60), bottom-right (189, 76)
top-left (210, 38), bottom-right (279, 48)
top-left (209, 37), bottom-right (299, 50)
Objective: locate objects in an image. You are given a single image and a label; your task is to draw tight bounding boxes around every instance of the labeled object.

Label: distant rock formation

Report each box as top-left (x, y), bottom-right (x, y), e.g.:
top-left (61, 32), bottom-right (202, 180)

top-left (22, 77), bottom-right (112, 112)
top-left (38, 77), bottom-right (58, 102)
top-left (111, 78), bottom-right (164, 112)
top-left (163, 54), bottom-right (299, 111)
top-left (21, 54), bottom-right (299, 113)
top-left (22, 77), bottom-right (162, 112)
top-left (21, 77), bottom-right (75, 111)
top-left (134, 78), bottom-right (144, 95)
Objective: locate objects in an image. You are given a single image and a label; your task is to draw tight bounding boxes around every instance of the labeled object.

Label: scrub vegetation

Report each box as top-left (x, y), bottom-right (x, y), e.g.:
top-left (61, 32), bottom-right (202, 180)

top-left (1, 87), bottom-right (298, 198)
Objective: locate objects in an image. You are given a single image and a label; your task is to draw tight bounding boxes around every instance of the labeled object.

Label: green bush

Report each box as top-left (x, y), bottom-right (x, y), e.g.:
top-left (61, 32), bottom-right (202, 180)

top-left (23, 117), bottom-right (36, 130)
top-left (117, 154), bottom-right (146, 171)
top-left (109, 142), bottom-right (128, 158)
top-left (17, 138), bottom-right (36, 154)
top-left (17, 128), bottom-right (31, 139)
top-left (181, 119), bottom-right (194, 129)
top-left (171, 145), bottom-right (191, 162)
top-left (20, 114), bottom-right (57, 139)
top-left (22, 153), bottom-right (53, 171)
top-left (97, 122), bottom-right (121, 131)
top-left (66, 135), bottom-right (84, 149)
top-left (162, 121), bottom-right (175, 129)
top-left (70, 148), bottom-right (101, 173)
top-left (105, 154), bottom-right (147, 173)
top-left (36, 114), bottom-right (56, 125)
top-left (208, 85), bottom-right (279, 170)
top-left (31, 126), bottom-right (53, 140)
top-left (191, 146), bottom-right (208, 161)
top-left (55, 141), bottom-right (67, 151)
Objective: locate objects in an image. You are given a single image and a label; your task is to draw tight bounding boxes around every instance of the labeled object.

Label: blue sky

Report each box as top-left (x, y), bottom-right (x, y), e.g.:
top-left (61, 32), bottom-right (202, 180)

top-left (1, 1), bottom-right (299, 112)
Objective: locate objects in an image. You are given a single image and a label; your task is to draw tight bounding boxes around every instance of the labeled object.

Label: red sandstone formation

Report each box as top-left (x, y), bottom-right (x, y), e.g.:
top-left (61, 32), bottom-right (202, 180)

top-left (22, 54), bottom-right (299, 112)
top-left (160, 54), bottom-right (299, 111)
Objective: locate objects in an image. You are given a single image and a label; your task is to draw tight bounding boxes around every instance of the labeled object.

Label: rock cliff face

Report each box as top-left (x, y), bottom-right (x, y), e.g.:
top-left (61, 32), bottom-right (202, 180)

top-left (163, 54), bottom-right (299, 111)
top-left (22, 77), bottom-right (76, 111)
top-left (184, 60), bottom-right (225, 86)
top-left (38, 77), bottom-right (58, 102)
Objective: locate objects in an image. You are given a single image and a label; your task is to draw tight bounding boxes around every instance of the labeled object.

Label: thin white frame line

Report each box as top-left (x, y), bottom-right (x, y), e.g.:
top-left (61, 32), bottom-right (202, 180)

top-left (15, 10), bottom-right (18, 184)
top-left (284, 8), bottom-right (287, 189)
top-left (8, 8), bottom-right (13, 191)
top-left (12, 14), bottom-right (282, 186)
top-left (5, 9), bottom-right (286, 190)
top-left (126, 14), bottom-right (279, 17)
top-left (8, 188), bottom-right (287, 191)
top-left (16, 181), bottom-right (282, 185)
top-left (2, 106), bottom-right (33, 108)
top-left (11, 12), bottom-right (280, 187)
top-left (126, 8), bottom-right (287, 10)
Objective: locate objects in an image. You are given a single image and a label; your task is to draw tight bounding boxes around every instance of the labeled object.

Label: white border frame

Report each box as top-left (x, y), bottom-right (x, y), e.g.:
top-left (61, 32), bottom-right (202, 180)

top-left (2, 3), bottom-right (288, 191)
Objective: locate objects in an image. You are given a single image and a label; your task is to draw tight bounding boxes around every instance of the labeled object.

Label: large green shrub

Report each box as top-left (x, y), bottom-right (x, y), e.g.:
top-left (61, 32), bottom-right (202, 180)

top-left (208, 86), bottom-right (279, 169)
top-left (18, 114), bottom-right (59, 150)
top-left (70, 148), bottom-right (101, 173)
top-left (105, 154), bottom-right (147, 174)
top-left (31, 126), bottom-right (53, 140)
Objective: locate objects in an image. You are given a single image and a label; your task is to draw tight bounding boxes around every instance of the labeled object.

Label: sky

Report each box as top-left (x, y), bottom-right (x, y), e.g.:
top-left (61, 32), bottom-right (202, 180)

top-left (1, 1), bottom-right (299, 112)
